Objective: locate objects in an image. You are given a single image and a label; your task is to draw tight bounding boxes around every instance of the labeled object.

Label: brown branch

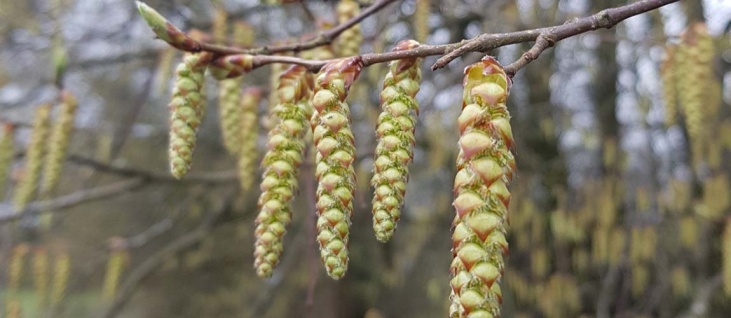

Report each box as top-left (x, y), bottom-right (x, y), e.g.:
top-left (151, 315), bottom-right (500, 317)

top-left (0, 178), bottom-right (147, 224)
top-left (435, 0), bottom-right (680, 72)
top-left (191, 0), bottom-right (678, 75)
top-left (169, 0), bottom-right (399, 56)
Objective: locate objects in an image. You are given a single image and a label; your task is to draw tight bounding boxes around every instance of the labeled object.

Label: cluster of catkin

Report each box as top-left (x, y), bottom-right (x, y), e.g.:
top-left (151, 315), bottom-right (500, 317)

top-left (6, 90), bottom-right (78, 211)
top-left (4, 244), bottom-right (72, 314)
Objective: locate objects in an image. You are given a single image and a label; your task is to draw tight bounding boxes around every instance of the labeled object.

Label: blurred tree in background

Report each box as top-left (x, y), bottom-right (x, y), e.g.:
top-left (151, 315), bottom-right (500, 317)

top-left (1, 0), bottom-right (731, 317)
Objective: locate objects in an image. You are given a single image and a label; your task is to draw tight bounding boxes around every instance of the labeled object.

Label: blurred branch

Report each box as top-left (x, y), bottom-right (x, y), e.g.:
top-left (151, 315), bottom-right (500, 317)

top-left (0, 177), bottom-right (147, 224)
top-left (68, 155), bottom-right (238, 184)
top-left (100, 190), bottom-right (235, 318)
top-left (679, 273), bottom-right (723, 318)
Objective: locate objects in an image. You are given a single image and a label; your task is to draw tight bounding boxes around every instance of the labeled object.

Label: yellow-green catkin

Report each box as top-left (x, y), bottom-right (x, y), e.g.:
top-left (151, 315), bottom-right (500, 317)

top-left (0, 123), bottom-right (15, 198)
top-left (312, 57), bottom-right (363, 279)
top-left (371, 40), bottom-right (422, 242)
top-left (253, 65), bottom-right (314, 278)
top-left (414, 0), bottom-right (430, 43)
top-left (14, 104), bottom-right (52, 210)
top-left (169, 53), bottom-right (212, 179)
top-left (218, 77), bottom-right (243, 154)
top-left (676, 23), bottom-right (718, 168)
top-left (8, 244), bottom-right (29, 292)
top-left (450, 56), bottom-right (515, 318)
top-left (232, 22), bottom-right (255, 47)
top-left (723, 217), bottom-right (731, 297)
top-left (237, 87), bottom-right (262, 191)
top-left (661, 45), bottom-right (678, 127)
top-left (102, 241), bottom-right (128, 301)
top-left (42, 90), bottom-right (78, 196)
top-left (50, 251), bottom-right (70, 307)
top-left (33, 247), bottom-right (49, 306)
top-left (335, 0), bottom-right (362, 57)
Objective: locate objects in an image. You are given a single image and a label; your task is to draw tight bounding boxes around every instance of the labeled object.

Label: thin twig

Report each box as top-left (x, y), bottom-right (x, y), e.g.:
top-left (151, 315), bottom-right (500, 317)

top-left (67, 155), bottom-right (238, 184)
top-left (99, 190), bottom-right (235, 318)
top-left (0, 178), bottom-right (147, 224)
top-left (188, 0), bottom-right (678, 74)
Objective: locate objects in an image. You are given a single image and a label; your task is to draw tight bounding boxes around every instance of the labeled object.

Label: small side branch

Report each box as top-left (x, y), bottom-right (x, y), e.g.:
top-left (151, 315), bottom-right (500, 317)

top-left (0, 177), bottom-right (147, 224)
top-left (504, 33), bottom-right (556, 76)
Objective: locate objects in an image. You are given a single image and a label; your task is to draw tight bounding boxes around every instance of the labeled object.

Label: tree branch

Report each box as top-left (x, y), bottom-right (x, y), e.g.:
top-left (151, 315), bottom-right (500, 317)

top-left (176, 0), bottom-right (678, 74)
top-left (0, 178), bottom-right (147, 224)
top-left (99, 190), bottom-right (235, 318)
top-left (67, 155), bottom-right (238, 184)
top-left (435, 0), bottom-right (680, 72)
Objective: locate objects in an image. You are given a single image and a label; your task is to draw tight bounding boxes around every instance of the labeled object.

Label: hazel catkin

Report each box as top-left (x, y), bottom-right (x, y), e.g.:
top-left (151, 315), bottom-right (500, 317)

top-left (449, 56), bottom-right (515, 318)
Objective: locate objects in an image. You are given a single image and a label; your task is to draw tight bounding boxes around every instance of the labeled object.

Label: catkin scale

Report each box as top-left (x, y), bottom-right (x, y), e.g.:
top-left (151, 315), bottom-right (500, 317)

top-left (253, 65), bottom-right (314, 278)
top-left (371, 40), bottom-right (422, 242)
top-left (169, 53), bottom-right (212, 179)
top-left (311, 57), bottom-right (363, 280)
top-left (14, 104), bottom-right (52, 210)
top-left (449, 56), bottom-right (514, 318)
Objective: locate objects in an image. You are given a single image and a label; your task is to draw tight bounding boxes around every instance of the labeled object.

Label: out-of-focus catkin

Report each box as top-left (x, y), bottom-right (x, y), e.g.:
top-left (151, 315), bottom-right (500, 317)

top-left (723, 217), bottom-right (731, 297)
top-left (371, 40), bottom-right (422, 242)
top-left (0, 123), bottom-right (15, 198)
top-left (218, 78), bottom-right (243, 154)
top-left (168, 53), bottom-right (212, 179)
top-left (311, 57), bottom-right (363, 279)
top-left (9, 244), bottom-right (29, 292)
top-left (661, 45), bottom-right (678, 127)
top-left (14, 104), bottom-right (52, 210)
top-left (237, 87), bottom-right (262, 191)
top-left (102, 240), bottom-right (128, 301)
top-left (335, 0), bottom-right (362, 57)
top-left (42, 90), bottom-right (78, 196)
top-left (450, 56), bottom-right (515, 318)
top-left (254, 65), bottom-right (314, 278)
top-left (33, 247), bottom-right (50, 305)
top-left (50, 251), bottom-right (71, 307)
top-left (414, 0), bottom-right (430, 43)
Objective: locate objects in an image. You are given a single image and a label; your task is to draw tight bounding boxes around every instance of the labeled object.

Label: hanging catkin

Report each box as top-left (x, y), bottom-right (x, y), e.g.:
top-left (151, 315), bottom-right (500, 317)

top-left (237, 87), bottom-right (262, 191)
top-left (660, 45), bottom-right (678, 127)
top-left (168, 53), bottom-right (212, 179)
top-left (0, 123), bottom-right (15, 198)
top-left (414, 0), bottom-right (430, 43)
top-left (102, 240), bottom-right (128, 301)
top-left (335, 0), bottom-right (362, 57)
top-left (50, 251), bottom-right (71, 307)
top-left (312, 57), bottom-right (363, 279)
top-left (42, 90), bottom-right (78, 196)
top-left (33, 247), bottom-right (50, 306)
top-left (371, 40), bottom-right (422, 242)
top-left (254, 65), bottom-right (314, 278)
top-left (449, 56), bottom-right (515, 318)
top-left (14, 104), bottom-right (52, 210)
